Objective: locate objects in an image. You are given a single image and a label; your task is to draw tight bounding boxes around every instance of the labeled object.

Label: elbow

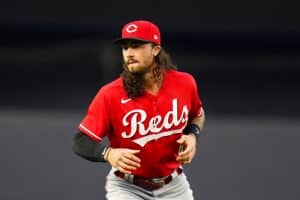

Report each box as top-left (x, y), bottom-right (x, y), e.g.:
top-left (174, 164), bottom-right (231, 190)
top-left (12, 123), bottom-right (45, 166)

top-left (71, 132), bottom-right (102, 162)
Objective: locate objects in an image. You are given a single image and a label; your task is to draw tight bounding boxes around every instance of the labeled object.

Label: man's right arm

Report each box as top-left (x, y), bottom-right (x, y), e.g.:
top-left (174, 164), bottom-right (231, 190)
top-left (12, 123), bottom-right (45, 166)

top-left (73, 132), bottom-right (141, 173)
top-left (72, 132), bottom-right (108, 162)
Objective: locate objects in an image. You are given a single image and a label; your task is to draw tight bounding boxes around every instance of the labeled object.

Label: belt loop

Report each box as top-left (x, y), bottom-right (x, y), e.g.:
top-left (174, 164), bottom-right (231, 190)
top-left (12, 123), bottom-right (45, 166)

top-left (124, 173), bottom-right (134, 183)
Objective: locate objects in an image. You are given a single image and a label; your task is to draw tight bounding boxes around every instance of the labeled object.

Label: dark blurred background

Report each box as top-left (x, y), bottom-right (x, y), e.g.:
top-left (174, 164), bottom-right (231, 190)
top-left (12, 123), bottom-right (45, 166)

top-left (1, 1), bottom-right (299, 200)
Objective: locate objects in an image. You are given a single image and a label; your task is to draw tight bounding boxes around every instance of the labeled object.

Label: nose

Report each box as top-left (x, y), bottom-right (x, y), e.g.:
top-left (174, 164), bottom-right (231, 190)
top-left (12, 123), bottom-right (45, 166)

top-left (123, 47), bottom-right (134, 58)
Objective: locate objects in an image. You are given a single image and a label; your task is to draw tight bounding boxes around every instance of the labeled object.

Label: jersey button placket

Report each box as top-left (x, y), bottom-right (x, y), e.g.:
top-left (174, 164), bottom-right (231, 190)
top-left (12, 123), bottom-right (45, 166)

top-left (152, 97), bottom-right (158, 137)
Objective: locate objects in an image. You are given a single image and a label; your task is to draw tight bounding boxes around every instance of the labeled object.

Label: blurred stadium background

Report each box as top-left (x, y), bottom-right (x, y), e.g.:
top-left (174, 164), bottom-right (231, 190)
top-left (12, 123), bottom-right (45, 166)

top-left (1, 1), bottom-right (299, 200)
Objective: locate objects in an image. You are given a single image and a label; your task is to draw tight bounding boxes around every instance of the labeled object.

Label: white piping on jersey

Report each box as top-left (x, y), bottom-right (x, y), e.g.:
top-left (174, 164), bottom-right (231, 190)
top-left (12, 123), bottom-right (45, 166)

top-left (132, 127), bottom-right (185, 147)
top-left (79, 124), bottom-right (102, 141)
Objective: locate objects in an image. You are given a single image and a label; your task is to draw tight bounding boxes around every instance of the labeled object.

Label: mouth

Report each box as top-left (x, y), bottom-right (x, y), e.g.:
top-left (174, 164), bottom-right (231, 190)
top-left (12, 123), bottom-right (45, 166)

top-left (127, 59), bottom-right (138, 65)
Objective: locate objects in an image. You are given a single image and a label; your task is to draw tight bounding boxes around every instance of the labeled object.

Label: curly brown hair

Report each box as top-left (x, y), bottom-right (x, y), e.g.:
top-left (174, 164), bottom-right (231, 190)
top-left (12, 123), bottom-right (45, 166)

top-left (122, 47), bottom-right (177, 98)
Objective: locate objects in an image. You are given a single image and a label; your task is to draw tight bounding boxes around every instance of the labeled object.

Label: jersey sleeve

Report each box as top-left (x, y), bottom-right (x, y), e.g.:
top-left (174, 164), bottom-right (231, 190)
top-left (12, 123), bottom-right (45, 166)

top-left (78, 88), bottom-right (111, 142)
top-left (189, 75), bottom-right (203, 120)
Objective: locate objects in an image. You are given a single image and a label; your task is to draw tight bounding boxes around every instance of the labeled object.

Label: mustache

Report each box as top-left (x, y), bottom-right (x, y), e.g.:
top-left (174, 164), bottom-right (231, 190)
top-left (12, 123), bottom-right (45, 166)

top-left (125, 59), bottom-right (138, 65)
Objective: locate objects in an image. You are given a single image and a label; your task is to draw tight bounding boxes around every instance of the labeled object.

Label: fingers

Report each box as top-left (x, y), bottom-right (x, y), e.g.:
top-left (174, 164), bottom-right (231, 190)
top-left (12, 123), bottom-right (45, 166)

top-left (118, 166), bottom-right (134, 174)
top-left (127, 149), bottom-right (141, 155)
top-left (177, 135), bottom-right (186, 144)
top-left (178, 145), bottom-right (192, 157)
top-left (122, 155), bottom-right (141, 168)
top-left (117, 160), bottom-right (137, 174)
top-left (176, 135), bottom-right (197, 165)
top-left (177, 154), bottom-right (193, 164)
top-left (177, 135), bottom-right (192, 156)
top-left (117, 160), bottom-right (140, 173)
top-left (123, 149), bottom-right (141, 167)
top-left (108, 148), bottom-right (141, 174)
top-left (177, 147), bottom-right (195, 164)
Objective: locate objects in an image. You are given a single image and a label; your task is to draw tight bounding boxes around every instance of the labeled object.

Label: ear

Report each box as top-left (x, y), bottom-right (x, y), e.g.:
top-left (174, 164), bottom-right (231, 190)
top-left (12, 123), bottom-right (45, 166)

top-left (152, 45), bottom-right (161, 56)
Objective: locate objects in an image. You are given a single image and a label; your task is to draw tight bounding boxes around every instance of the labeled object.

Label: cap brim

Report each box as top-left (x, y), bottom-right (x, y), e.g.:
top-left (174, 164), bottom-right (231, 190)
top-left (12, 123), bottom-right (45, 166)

top-left (113, 37), bottom-right (152, 44)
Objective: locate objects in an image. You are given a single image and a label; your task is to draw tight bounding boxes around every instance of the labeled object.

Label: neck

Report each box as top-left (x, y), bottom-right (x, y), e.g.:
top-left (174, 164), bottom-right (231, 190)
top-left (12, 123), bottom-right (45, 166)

top-left (143, 63), bottom-right (164, 95)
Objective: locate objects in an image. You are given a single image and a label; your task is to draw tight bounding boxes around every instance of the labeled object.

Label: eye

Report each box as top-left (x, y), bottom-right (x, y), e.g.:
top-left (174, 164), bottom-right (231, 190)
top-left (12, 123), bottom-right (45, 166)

top-left (131, 43), bottom-right (142, 48)
top-left (122, 43), bottom-right (129, 50)
top-left (122, 41), bottom-right (146, 49)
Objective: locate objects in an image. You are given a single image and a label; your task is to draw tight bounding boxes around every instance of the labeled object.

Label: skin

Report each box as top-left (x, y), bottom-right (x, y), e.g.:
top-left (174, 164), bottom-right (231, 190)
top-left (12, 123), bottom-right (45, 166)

top-left (105, 41), bottom-right (206, 174)
top-left (177, 108), bottom-right (205, 165)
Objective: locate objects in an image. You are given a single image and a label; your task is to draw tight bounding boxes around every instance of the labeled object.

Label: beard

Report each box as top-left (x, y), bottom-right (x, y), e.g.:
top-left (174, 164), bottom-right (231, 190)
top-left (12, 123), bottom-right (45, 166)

top-left (122, 59), bottom-right (156, 98)
top-left (121, 64), bottom-right (146, 98)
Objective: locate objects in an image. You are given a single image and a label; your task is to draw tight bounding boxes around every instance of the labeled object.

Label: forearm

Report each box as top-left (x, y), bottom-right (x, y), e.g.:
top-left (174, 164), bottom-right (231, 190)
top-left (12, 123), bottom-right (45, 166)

top-left (183, 107), bottom-right (205, 139)
top-left (72, 132), bottom-right (109, 162)
top-left (191, 107), bottom-right (205, 130)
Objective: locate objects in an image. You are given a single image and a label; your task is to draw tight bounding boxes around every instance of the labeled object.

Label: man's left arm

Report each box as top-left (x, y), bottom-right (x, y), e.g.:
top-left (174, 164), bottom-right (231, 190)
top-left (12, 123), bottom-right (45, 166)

top-left (177, 107), bottom-right (205, 164)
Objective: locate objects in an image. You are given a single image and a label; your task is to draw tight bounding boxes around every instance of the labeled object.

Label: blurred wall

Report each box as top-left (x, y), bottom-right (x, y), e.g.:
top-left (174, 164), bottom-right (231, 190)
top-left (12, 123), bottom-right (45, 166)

top-left (1, 0), bottom-right (299, 116)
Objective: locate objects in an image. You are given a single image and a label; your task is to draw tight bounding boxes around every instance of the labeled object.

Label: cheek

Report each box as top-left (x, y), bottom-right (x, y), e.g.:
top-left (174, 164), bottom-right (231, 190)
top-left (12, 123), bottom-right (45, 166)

top-left (145, 55), bottom-right (155, 65)
top-left (122, 52), bottom-right (126, 61)
top-left (140, 52), bottom-right (154, 64)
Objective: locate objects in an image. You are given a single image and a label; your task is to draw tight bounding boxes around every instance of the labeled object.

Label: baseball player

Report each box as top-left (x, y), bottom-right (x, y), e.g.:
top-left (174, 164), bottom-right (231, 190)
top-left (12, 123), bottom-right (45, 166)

top-left (72, 20), bottom-right (205, 200)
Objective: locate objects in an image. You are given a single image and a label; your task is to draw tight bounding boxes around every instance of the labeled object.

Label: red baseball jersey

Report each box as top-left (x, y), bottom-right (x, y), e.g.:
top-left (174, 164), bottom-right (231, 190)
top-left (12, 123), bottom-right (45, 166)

top-left (79, 69), bottom-right (202, 178)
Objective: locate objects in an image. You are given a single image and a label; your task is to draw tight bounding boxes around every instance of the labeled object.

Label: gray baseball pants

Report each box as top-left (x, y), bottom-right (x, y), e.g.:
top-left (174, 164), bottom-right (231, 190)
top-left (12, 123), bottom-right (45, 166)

top-left (105, 169), bottom-right (194, 200)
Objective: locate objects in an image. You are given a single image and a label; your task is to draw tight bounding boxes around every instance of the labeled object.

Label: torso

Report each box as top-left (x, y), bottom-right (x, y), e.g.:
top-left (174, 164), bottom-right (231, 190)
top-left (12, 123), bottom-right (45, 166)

top-left (80, 70), bottom-right (202, 178)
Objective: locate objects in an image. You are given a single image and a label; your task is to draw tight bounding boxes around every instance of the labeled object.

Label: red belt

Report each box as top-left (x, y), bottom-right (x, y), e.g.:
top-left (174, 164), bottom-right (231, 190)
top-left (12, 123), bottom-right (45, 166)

top-left (114, 168), bottom-right (182, 191)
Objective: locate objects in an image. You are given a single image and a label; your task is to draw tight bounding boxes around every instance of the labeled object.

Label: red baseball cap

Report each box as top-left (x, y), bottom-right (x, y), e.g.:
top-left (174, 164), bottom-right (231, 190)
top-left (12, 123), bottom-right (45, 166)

top-left (114, 20), bottom-right (161, 45)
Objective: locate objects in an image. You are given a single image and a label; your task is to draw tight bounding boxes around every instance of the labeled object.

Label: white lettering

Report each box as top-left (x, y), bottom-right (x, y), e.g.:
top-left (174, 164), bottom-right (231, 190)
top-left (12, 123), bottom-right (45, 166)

top-left (121, 109), bottom-right (146, 138)
top-left (121, 98), bottom-right (189, 145)
top-left (133, 128), bottom-right (185, 147)
top-left (148, 115), bottom-right (162, 133)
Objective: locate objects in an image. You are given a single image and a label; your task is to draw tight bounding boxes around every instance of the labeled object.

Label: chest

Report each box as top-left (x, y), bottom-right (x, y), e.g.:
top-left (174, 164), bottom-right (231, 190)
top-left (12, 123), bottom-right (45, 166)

top-left (109, 86), bottom-right (192, 139)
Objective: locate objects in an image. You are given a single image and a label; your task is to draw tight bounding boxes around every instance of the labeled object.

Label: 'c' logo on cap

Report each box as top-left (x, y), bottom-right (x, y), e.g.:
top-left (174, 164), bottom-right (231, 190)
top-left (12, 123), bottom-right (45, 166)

top-left (126, 24), bottom-right (138, 33)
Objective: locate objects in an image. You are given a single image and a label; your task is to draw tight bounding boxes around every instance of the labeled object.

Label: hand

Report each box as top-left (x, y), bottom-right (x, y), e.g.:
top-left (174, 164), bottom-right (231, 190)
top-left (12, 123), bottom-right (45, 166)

top-left (106, 148), bottom-right (141, 174)
top-left (176, 134), bottom-right (197, 165)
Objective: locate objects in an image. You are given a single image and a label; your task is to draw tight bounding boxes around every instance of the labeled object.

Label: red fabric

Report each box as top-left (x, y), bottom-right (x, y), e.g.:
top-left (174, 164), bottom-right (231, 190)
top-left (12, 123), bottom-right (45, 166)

top-left (79, 70), bottom-right (202, 178)
top-left (121, 20), bottom-right (161, 45)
